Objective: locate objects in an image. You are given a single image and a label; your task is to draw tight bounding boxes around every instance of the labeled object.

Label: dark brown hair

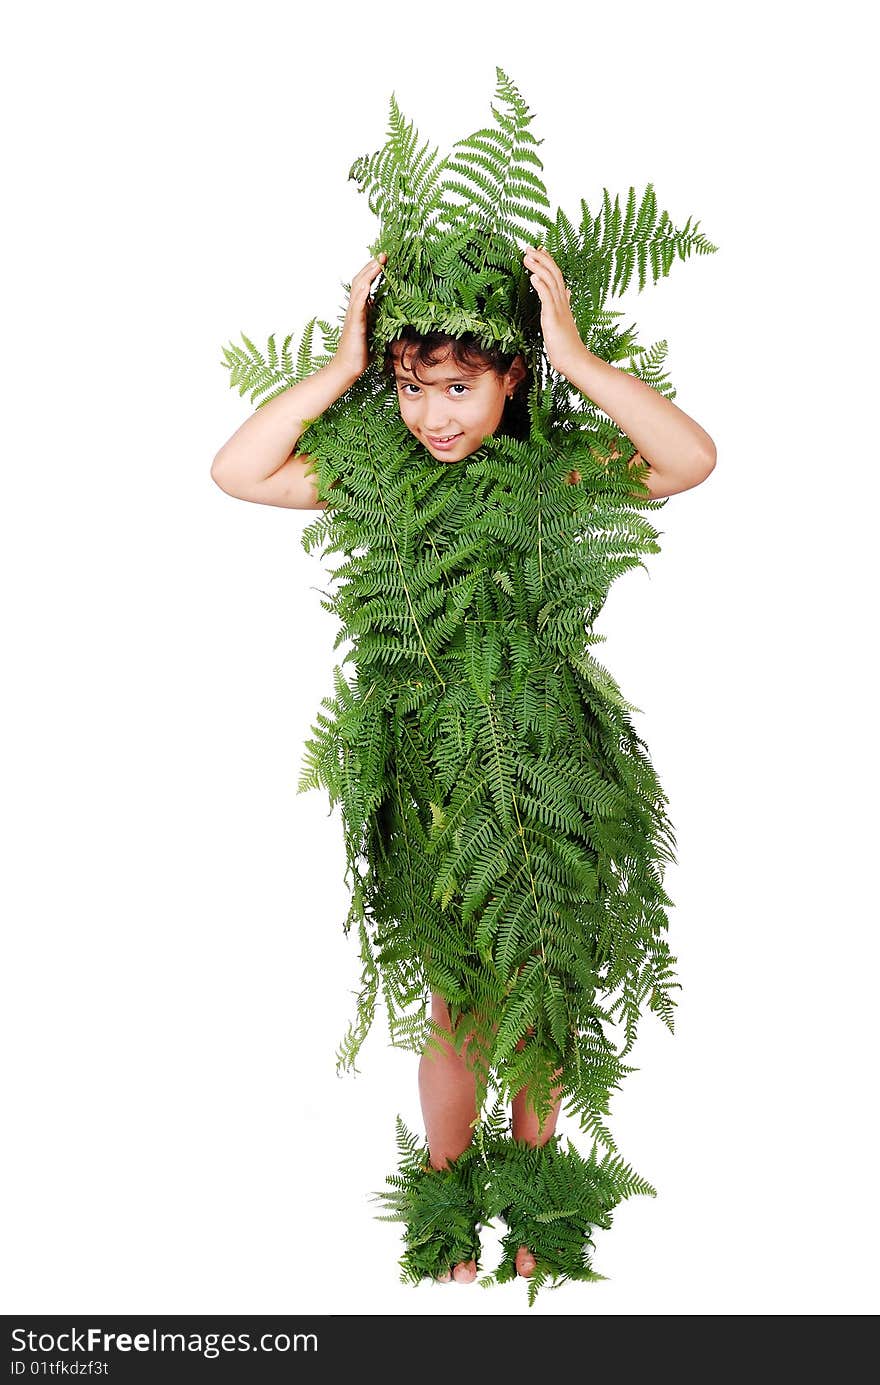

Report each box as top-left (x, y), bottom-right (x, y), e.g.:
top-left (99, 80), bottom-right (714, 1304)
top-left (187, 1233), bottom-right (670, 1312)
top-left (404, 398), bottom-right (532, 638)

top-left (381, 326), bottom-right (531, 442)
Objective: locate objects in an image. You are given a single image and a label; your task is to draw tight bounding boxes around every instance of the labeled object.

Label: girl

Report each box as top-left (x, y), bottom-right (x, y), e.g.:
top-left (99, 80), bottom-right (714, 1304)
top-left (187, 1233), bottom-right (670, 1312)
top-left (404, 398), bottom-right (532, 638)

top-left (211, 244), bottom-right (716, 1286)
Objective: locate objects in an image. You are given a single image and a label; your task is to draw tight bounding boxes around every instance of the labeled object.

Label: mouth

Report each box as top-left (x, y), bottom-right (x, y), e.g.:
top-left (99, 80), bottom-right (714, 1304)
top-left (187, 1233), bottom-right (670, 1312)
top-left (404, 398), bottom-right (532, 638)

top-left (426, 432), bottom-right (462, 448)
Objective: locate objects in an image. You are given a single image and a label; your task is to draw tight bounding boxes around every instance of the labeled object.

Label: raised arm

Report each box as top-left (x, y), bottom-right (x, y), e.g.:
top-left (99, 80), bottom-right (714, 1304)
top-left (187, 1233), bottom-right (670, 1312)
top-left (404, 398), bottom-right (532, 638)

top-left (210, 252), bottom-right (387, 509)
top-left (523, 245), bottom-right (716, 498)
top-left (210, 357), bottom-right (359, 509)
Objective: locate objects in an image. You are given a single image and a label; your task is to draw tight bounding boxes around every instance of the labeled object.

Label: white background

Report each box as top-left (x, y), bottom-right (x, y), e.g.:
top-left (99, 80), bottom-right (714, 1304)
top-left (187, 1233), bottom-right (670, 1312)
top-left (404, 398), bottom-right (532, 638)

top-left (3, 0), bottom-right (877, 1317)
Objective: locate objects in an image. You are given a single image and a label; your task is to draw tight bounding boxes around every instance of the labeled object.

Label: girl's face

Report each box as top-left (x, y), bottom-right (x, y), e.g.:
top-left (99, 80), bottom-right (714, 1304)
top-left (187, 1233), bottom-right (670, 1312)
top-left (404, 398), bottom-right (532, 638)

top-left (391, 345), bottom-right (526, 462)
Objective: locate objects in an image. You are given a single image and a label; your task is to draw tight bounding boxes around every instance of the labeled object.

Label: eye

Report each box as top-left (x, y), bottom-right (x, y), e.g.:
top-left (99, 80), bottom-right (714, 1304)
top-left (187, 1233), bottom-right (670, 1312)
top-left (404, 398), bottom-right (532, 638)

top-left (397, 382), bottom-right (470, 396)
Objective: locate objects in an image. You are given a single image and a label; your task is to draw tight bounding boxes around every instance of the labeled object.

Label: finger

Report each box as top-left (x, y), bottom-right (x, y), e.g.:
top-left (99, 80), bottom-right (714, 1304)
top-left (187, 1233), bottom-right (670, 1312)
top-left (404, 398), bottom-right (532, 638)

top-left (528, 268), bottom-right (551, 294)
top-left (356, 273), bottom-right (380, 304)
top-left (530, 246), bottom-right (566, 290)
top-left (538, 253), bottom-right (566, 292)
top-left (531, 262), bottom-right (570, 306)
top-left (352, 258), bottom-right (384, 286)
top-left (525, 252), bottom-right (556, 286)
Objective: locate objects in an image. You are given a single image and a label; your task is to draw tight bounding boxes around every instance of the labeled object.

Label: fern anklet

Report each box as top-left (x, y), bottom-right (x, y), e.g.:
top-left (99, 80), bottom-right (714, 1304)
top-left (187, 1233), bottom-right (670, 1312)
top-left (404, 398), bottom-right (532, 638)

top-left (374, 1113), bottom-right (658, 1303)
top-left (479, 1130), bottom-right (656, 1305)
top-left (373, 1118), bottom-right (487, 1285)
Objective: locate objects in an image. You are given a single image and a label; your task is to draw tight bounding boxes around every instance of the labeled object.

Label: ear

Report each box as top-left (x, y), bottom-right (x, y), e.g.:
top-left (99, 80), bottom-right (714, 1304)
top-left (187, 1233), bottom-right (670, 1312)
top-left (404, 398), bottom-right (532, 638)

top-left (507, 354), bottom-right (527, 391)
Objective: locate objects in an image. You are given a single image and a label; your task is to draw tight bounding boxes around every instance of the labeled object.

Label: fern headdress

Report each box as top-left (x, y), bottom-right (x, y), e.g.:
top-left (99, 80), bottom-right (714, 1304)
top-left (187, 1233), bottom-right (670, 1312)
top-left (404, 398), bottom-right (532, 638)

top-left (348, 71), bottom-right (548, 365)
top-left (220, 65), bottom-right (717, 1302)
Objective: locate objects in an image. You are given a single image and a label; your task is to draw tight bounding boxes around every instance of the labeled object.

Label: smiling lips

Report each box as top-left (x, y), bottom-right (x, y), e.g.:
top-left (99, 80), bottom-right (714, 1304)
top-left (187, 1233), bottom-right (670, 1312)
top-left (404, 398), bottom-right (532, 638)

top-left (427, 432), bottom-right (462, 446)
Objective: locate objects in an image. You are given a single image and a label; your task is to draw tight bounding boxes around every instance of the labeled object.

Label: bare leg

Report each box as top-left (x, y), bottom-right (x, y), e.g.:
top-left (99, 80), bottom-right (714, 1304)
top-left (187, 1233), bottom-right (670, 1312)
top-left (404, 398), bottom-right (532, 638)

top-left (510, 1032), bottom-right (564, 1277)
top-left (418, 999), bottom-right (564, 1282)
top-left (418, 992), bottom-right (480, 1283)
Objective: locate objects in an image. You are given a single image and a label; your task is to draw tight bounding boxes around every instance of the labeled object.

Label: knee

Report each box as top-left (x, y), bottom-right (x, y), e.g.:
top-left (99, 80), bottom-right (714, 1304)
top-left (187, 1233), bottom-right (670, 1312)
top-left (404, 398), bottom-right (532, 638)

top-left (427, 992), bottom-right (491, 1058)
top-left (430, 992), bottom-right (452, 1031)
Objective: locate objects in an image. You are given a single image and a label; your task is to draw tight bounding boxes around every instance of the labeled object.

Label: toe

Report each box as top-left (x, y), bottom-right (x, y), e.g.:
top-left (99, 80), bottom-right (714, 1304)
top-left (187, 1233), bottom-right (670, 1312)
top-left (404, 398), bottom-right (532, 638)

top-left (515, 1245), bottom-right (537, 1277)
top-left (452, 1258), bottom-right (477, 1283)
top-left (435, 1268), bottom-right (452, 1283)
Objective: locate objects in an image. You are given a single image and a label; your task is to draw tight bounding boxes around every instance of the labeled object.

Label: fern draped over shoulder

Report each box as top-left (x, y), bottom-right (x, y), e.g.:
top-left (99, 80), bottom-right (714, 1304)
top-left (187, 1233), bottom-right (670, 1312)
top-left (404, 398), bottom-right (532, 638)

top-left (296, 379), bottom-right (679, 1139)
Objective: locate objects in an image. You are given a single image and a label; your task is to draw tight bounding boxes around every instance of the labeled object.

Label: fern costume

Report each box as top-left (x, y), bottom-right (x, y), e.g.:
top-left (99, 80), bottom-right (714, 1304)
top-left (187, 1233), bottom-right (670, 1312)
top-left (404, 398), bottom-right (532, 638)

top-left (220, 68), bottom-right (717, 1303)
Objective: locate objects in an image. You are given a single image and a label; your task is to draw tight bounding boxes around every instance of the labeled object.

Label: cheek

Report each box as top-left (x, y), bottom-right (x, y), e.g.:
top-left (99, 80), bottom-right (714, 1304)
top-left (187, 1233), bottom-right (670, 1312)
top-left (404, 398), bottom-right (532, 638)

top-left (473, 394), bottom-right (501, 421)
top-left (397, 397), bottom-right (420, 428)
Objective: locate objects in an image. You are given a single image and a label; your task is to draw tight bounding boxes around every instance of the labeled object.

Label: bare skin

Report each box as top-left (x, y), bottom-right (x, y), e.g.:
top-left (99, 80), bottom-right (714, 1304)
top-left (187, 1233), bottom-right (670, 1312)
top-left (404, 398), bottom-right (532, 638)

top-left (420, 992), bottom-right (563, 1283)
top-left (389, 338), bottom-right (526, 464)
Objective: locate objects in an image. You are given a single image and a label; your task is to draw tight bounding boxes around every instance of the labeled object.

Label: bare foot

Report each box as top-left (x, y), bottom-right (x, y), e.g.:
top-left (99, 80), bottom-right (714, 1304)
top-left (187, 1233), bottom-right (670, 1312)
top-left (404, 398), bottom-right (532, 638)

top-left (434, 1257), bottom-right (477, 1283)
top-left (515, 1245), bottom-right (536, 1277)
top-left (421, 1166), bottom-right (477, 1284)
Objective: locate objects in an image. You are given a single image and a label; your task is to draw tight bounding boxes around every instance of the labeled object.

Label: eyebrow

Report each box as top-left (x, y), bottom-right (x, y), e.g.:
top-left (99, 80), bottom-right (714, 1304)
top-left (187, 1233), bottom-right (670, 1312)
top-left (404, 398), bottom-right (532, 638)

top-left (394, 371), bottom-right (471, 384)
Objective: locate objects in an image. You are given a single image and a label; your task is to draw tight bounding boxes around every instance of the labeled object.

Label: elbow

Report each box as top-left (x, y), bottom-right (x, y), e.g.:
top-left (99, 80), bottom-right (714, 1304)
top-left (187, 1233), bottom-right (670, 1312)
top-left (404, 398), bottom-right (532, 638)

top-left (211, 448), bottom-right (227, 478)
top-left (648, 441), bottom-right (716, 498)
top-left (673, 445), bottom-right (716, 497)
top-left (694, 441), bottom-right (717, 484)
top-left (210, 452), bottom-right (234, 495)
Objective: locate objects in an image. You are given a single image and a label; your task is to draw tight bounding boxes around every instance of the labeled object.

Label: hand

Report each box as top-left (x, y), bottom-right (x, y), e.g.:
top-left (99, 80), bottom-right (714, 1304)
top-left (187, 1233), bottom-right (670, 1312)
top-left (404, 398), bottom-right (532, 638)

top-left (523, 245), bottom-right (585, 376)
top-left (334, 252), bottom-right (387, 379)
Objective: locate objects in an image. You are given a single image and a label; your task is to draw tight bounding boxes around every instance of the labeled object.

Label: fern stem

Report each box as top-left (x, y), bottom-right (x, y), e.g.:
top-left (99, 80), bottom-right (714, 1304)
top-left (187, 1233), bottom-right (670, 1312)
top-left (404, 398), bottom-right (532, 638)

top-left (363, 433), bottom-right (447, 691)
top-left (482, 696), bottom-right (548, 972)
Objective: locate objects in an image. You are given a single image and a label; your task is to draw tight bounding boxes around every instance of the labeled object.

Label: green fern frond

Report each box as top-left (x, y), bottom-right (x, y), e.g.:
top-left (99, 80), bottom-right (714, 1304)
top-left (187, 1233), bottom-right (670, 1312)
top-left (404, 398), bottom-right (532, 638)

top-left (218, 63), bottom-right (717, 1301)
